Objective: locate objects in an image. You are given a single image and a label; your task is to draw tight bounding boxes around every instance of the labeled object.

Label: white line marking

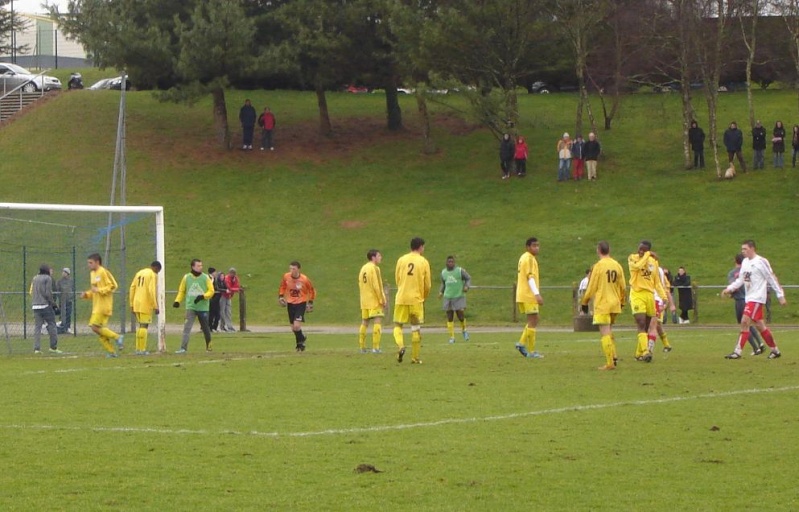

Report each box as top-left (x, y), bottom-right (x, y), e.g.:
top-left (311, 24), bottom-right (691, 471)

top-left (2, 385), bottom-right (797, 439)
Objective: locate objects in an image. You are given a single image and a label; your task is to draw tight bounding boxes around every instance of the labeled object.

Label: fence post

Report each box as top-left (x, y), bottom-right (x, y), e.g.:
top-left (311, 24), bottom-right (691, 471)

top-left (511, 283), bottom-right (517, 323)
top-left (692, 283), bottom-right (698, 323)
top-left (238, 287), bottom-right (249, 332)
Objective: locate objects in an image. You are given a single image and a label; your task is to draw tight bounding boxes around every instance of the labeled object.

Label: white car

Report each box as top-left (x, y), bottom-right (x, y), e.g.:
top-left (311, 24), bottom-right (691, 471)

top-left (0, 63), bottom-right (62, 93)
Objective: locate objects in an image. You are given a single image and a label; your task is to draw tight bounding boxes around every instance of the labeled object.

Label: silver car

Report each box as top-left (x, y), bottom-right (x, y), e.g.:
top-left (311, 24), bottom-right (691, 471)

top-left (0, 63), bottom-right (62, 93)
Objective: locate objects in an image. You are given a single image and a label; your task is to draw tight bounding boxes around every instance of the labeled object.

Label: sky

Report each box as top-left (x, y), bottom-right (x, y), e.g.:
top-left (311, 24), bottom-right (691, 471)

top-left (9, 0), bottom-right (66, 15)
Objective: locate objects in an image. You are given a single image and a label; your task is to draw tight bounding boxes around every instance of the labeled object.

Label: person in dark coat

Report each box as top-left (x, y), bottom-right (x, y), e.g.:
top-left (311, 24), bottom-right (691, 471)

top-left (723, 121), bottom-right (746, 172)
top-left (772, 120), bottom-right (786, 168)
top-left (688, 120), bottom-right (705, 169)
top-left (499, 133), bottom-right (515, 180)
top-left (673, 266), bottom-right (693, 324)
top-left (239, 99), bottom-right (257, 150)
top-left (752, 120), bottom-right (766, 170)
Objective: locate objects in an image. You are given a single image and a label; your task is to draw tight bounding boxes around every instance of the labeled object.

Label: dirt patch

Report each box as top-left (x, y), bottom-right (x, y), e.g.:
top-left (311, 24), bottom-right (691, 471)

top-left (340, 220), bottom-right (367, 229)
top-left (469, 219), bottom-right (486, 227)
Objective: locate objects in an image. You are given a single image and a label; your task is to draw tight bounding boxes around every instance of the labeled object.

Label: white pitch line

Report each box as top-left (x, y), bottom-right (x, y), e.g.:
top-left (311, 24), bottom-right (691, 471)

top-left (2, 385), bottom-right (797, 439)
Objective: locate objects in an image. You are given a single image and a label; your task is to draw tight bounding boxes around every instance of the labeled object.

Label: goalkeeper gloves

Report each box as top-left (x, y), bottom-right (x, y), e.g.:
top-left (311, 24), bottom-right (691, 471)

top-left (173, 301), bottom-right (180, 308)
top-left (194, 295), bottom-right (205, 304)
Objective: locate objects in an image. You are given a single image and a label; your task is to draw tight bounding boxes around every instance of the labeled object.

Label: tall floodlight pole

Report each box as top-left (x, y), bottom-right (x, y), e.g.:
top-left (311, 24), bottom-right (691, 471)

top-left (105, 71), bottom-right (128, 332)
top-left (10, 0), bottom-right (15, 64)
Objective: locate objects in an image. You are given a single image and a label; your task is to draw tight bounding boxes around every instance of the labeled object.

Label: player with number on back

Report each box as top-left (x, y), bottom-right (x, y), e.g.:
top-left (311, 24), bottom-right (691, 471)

top-left (721, 240), bottom-right (786, 360)
top-left (581, 241), bottom-right (626, 370)
top-left (393, 237), bottom-right (431, 364)
top-left (358, 249), bottom-right (387, 354)
top-left (627, 241), bottom-right (668, 363)
top-left (129, 261), bottom-right (161, 355)
top-left (278, 261), bottom-right (316, 352)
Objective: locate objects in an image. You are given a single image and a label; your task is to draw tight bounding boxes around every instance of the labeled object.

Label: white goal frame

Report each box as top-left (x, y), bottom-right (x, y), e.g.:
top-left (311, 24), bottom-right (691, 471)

top-left (0, 202), bottom-right (167, 351)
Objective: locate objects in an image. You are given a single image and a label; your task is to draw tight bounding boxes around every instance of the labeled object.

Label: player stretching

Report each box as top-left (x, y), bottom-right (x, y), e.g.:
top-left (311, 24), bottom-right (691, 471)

top-left (393, 237), bottom-right (431, 364)
top-left (722, 240), bottom-right (786, 359)
top-left (358, 249), bottom-right (387, 354)
top-left (81, 253), bottom-right (124, 358)
top-left (627, 241), bottom-right (668, 362)
top-left (129, 261), bottom-right (161, 355)
top-left (278, 261), bottom-right (316, 352)
top-left (580, 241), bottom-right (626, 370)
top-left (515, 237), bottom-right (544, 358)
top-left (439, 256), bottom-right (471, 343)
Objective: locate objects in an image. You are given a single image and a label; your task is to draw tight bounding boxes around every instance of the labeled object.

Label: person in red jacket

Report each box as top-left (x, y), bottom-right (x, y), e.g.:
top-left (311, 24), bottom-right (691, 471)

top-left (258, 107), bottom-right (277, 151)
top-left (514, 136), bottom-right (529, 177)
top-left (220, 267), bottom-right (241, 332)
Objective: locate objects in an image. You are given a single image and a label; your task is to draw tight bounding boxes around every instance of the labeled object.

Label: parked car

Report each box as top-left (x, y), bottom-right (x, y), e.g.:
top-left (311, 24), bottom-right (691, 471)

top-left (527, 81), bottom-right (579, 94)
top-left (343, 84), bottom-right (370, 94)
top-left (89, 77), bottom-right (132, 91)
top-left (0, 63), bottom-right (62, 93)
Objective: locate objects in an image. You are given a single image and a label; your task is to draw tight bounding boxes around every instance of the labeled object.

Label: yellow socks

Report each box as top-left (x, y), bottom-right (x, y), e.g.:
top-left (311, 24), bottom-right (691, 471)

top-left (518, 326), bottom-right (528, 347)
top-left (393, 326), bottom-right (404, 348)
top-left (526, 327), bottom-right (537, 353)
top-left (660, 332), bottom-right (671, 349)
top-left (447, 321), bottom-right (455, 339)
top-left (635, 332), bottom-right (647, 358)
top-left (372, 324), bottom-right (381, 351)
top-left (601, 335), bottom-right (615, 367)
top-left (358, 324), bottom-right (367, 350)
top-left (136, 327), bottom-right (148, 352)
top-left (411, 329), bottom-right (421, 361)
top-left (98, 336), bottom-right (115, 354)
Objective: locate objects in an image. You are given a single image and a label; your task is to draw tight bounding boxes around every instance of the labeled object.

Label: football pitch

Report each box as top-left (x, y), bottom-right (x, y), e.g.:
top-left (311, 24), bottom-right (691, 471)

top-left (2, 328), bottom-right (797, 511)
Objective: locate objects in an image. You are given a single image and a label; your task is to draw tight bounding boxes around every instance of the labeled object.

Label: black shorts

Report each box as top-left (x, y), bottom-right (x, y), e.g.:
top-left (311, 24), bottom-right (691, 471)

top-left (287, 302), bottom-right (307, 324)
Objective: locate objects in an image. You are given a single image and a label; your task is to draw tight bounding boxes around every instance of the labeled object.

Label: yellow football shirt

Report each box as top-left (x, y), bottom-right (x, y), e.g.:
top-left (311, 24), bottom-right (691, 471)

top-left (358, 261), bottom-right (385, 310)
top-left (582, 256), bottom-right (626, 314)
top-left (85, 266), bottom-right (118, 316)
top-left (130, 267), bottom-right (159, 314)
top-left (394, 252), bottom-right (431, 305)
top-left (516, 251), bottom-right (539, 303)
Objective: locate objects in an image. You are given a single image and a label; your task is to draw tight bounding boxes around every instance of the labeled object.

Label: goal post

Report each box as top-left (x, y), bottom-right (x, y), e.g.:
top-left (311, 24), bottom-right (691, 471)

top-left (0, 202), bottom-right (166, 353)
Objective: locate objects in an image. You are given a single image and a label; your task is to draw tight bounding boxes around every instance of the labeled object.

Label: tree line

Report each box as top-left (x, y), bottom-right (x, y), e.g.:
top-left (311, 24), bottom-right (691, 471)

top-left (7, 0), bottom-right (798, 171)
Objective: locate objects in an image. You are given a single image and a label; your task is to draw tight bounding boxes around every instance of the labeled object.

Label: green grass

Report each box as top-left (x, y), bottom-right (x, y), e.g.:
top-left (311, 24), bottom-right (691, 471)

top-left (1, 329), bottom-right (798, 510)
top-left (0, 87), bottom-right (797, 328)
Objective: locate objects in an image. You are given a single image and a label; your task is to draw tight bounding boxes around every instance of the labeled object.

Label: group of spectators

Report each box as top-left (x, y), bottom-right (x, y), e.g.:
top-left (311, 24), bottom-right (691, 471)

top-left (208, 267), bottom-right (242, 333)
top-left (499, 132), bottom-right (601, 181)
top-left (689, 119), bottom-right (798, 171)
top-left (239, 99), bottom-right (277, 151)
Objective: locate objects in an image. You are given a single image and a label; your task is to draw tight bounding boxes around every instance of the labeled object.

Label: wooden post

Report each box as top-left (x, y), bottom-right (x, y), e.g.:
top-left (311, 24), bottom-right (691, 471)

top-left (512, 283), bottom-right (517, 323)
top-left (692, 283), bottom-right (698, 323)
top-left (238, 287), bottom-right (249, 332)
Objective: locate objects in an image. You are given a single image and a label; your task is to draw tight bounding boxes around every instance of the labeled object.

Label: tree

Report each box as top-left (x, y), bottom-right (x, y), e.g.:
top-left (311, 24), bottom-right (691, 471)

top-left (737, 0), bottom-right (765, 129)
top-left (0, 0), bottom-right (29, 57)
top-left (173, 0), bottom-right (255, 149)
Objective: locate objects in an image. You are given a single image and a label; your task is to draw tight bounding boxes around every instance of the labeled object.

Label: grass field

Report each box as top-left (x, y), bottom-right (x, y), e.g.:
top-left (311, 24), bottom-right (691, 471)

top-left (0, 86), bottom-right (798, 326)
top-left (1, 328), bottom-right (798, 510)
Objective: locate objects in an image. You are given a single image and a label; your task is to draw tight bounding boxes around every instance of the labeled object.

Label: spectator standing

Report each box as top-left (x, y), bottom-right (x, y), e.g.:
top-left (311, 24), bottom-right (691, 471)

top-left (772, 120), bottom-right (786, 168)
top-left (258, 107), bottom-right (276, 151)
top-left (220, 267), bottom-right (241, 332)
top-left (55, 267), bottom-right (74, 334)
top-left (584, 132), bottom-right (601, 181)
top-left (672, 266), bottom-right (693, 324)
top-left (728, 254), bottom-right (765, 355)
top-left (499, 133), bottom-right (515, 180)
top-left (208, 267), bottom-right (222, 332)
top-left (791, 124), bottom-right (799, 167)
top-left (239, 99), bottom-right (257, 150)
top-left (752, 120), bottom-right (766, 170)
top-left (30, 264), bottom-right (61, 354)
top-left (514, 136), bottom-right (528, 177)
top-left (723, 121), bottom-right (746, 171)
top-left (173, 259), bottom-right (214, 354)
top-left (278, 261), bottom-right (316, 352)
top-left (688, 120), bottom-right (705, 169)
top-left (557, 132), bottom-right (572, 182)
top-left (571, 134), bottom-right (585, 180)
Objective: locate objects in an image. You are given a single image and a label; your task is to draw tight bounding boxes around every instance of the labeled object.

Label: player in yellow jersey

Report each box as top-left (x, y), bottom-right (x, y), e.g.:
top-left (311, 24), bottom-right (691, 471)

top-left (515, 237), bottom-right (544, 358)
top-left (129, 261), bottom-right (162, 355)
top-left (580, 241), bottom-right (626, 370)
top-left (394, 237), bottom-right (431, 364)
top-left (81, 253), bottom-right (124, 358)
top-left (627, 240), bottom-right (668, 362)
top-left (358, 249), bottom-right (387, 354)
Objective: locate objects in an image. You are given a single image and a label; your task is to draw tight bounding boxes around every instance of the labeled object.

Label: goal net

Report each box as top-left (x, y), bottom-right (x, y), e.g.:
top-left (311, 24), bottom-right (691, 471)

top-left (0, 203), bottom-right (166, 356)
